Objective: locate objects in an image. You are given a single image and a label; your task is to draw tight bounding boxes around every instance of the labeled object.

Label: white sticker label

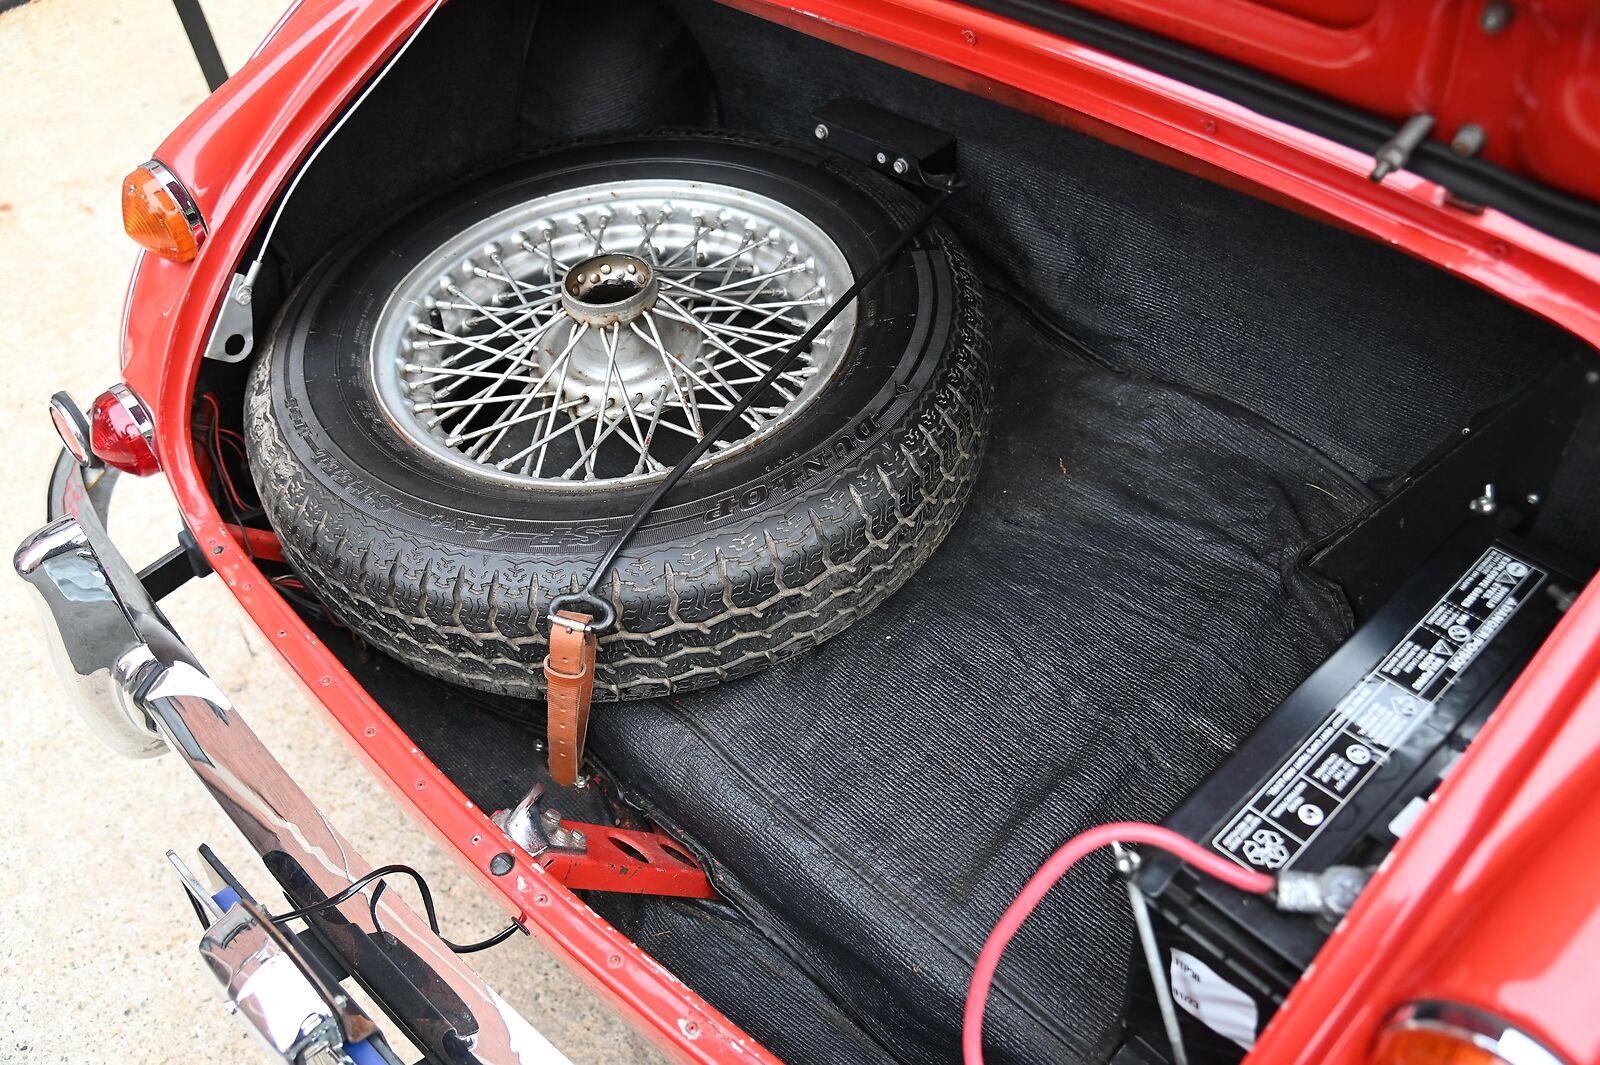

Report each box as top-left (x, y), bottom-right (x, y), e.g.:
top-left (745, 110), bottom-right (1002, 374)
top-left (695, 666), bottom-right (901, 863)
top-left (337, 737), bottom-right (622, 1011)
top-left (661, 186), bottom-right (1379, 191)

top-left (1169, 949), bottom-right (1258, 1050)
top-left (1212, 546), bottom-right (1545, 873)
top-left (1386, 795), bottom-right (1429, 839)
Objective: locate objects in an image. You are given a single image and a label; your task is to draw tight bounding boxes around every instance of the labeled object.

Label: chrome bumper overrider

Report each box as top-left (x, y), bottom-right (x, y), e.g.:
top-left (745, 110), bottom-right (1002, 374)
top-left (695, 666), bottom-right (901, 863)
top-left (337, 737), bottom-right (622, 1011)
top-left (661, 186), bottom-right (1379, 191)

top-left (16, 451), bottom-right (568, 1065)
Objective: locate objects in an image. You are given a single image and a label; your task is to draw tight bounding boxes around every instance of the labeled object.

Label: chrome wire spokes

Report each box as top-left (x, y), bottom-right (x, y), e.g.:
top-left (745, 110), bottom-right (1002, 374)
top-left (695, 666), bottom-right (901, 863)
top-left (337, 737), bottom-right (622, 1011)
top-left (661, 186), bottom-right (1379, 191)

top-left (370, 179), bottom-right (856, 487)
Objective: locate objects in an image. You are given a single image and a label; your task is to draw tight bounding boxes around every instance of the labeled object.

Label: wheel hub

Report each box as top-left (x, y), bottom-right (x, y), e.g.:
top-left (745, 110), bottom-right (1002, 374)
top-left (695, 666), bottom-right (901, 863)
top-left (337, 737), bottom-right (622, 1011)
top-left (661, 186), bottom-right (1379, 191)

top-left (560, 253), bottom-right (659, 327)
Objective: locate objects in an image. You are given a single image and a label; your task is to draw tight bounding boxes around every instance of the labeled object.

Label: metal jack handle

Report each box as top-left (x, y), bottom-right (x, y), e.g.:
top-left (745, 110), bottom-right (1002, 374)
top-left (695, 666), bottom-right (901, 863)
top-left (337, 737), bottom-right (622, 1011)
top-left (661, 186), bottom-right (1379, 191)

top-left (1113, 844), bottom-right (1189, 1065)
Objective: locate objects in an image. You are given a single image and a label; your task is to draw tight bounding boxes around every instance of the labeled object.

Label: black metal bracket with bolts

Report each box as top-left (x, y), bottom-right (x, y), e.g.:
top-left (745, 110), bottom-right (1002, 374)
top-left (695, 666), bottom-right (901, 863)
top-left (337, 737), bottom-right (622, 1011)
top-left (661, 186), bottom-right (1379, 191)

top-left (811, 98), bottom-right (961, 191)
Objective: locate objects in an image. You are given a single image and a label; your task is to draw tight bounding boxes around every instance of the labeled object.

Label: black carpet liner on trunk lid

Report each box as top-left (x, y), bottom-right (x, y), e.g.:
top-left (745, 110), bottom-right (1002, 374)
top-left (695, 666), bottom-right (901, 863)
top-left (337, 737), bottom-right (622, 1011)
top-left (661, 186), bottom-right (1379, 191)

top-left (588, 309), bottom-right (1370, 1063)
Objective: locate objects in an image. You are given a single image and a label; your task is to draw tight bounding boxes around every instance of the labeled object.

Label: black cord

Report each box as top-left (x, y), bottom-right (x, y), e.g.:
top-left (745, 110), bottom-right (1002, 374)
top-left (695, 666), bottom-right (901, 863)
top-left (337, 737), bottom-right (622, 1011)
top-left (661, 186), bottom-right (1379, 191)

top-left (273, 863), bottom-right (525, 955)
top-left (551, 183), bottom-right (959, 629)
top-left (367, 880), bottom-right (525, 954)
top-left (273, 864), bottom-right (439, 926)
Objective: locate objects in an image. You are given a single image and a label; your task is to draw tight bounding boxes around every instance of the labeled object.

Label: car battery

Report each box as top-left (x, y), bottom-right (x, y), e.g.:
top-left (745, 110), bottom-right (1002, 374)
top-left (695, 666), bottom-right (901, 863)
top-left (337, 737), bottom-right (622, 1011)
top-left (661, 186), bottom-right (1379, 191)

top-left (1124, 529), bottom-right (1588, 1063)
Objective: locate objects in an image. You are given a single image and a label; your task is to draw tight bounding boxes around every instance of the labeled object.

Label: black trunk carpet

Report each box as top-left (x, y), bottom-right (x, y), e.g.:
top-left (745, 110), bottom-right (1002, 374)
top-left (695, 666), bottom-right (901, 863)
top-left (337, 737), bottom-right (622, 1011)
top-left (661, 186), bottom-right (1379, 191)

top-left (586, 308), bottom-right (1372, 1063)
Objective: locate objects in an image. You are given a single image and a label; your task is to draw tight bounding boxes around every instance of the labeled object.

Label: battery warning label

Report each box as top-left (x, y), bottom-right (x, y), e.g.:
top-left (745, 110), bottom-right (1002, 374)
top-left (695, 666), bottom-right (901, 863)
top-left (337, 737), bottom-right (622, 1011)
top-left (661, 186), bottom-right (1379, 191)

top-left (1213, 547), bottom-right (1544, 872)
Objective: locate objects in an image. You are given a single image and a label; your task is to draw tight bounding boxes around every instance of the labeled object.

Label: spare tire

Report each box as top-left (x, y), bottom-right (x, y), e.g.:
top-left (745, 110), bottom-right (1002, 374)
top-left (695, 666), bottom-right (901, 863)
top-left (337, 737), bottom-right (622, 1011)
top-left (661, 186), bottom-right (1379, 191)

top-left (245, 132), bottom-right (990, 700)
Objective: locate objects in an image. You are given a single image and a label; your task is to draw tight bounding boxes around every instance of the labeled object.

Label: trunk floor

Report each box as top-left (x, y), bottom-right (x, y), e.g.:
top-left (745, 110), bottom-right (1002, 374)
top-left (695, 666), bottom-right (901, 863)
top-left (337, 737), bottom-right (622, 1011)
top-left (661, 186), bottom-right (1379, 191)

top-left (584, 308), bottom-right (1372, 1063)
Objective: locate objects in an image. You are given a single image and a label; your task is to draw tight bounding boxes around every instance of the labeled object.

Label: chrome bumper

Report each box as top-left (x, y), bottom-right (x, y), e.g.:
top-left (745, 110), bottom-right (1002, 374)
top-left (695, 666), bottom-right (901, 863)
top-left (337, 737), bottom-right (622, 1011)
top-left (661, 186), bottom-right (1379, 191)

top-left (16, 451), bottom-right (568, 1065)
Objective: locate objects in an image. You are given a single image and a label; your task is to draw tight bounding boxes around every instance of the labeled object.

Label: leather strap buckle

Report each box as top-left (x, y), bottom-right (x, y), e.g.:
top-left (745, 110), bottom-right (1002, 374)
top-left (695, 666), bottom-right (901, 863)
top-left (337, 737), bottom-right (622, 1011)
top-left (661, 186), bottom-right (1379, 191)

top-left (543, 609), bottom-right (598, 787)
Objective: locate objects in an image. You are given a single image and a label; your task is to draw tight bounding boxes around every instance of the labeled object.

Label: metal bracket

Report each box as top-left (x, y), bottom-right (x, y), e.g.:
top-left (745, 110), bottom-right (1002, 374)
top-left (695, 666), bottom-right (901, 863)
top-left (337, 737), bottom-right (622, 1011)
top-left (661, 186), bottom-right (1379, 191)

top-left (812, 98), bottom-right (960, 190)
top-left (205, 270), bottom-right (258, 363)
top-left (493, 783), bottom-right (588, 857)
top-left (491, 781), bottom-right (717, 898)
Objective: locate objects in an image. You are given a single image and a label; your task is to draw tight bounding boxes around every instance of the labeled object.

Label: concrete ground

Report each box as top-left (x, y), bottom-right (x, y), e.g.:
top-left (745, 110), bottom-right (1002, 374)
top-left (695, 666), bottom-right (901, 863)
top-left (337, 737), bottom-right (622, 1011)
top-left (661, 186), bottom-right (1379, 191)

top-left (0, 2), bottom-right (667, 1061)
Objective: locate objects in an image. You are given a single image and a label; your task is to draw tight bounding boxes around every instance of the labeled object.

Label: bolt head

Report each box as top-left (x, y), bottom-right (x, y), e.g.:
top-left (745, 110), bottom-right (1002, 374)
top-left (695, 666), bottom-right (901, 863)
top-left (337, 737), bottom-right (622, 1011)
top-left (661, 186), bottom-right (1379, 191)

top-left (813, 123), bottom-right (829, 140)
top-left (875, 151), bottom-right (887, 165)
top-left (489, 852), bottom-right (515, 876)
top-left (1451, 123), bottom-right (1487, 157)
top-left (892, 157), bottom-right (910, 175)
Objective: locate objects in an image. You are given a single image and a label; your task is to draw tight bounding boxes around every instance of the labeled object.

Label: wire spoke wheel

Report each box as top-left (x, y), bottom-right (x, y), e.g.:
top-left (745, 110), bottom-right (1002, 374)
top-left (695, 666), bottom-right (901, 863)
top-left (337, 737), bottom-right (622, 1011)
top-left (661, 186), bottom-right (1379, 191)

top-left (248, 134), bottom-right (988, 699)
top-left (371, 179), bottom-right (857, 487)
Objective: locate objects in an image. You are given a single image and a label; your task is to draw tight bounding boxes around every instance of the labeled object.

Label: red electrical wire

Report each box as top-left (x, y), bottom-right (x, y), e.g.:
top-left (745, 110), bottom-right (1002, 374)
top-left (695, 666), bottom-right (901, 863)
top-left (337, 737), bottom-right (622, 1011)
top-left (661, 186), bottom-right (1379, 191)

top-left (962, 821), bottom-right (1276, 1065)
top-left (195, 392), bottom-right (256, 515)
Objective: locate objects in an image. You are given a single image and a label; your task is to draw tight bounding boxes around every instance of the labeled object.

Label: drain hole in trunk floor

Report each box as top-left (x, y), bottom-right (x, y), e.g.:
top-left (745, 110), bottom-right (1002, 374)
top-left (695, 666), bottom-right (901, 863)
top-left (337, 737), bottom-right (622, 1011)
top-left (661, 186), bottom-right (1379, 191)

top-left (583, 306), bottom-right (1373, 1063)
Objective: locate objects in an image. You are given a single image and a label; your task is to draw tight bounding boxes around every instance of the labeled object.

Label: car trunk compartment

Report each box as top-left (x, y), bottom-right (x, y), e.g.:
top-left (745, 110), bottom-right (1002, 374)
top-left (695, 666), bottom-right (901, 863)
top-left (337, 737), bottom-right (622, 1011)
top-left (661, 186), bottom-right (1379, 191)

top-left (211, 2), bottom-right (1600, 1062)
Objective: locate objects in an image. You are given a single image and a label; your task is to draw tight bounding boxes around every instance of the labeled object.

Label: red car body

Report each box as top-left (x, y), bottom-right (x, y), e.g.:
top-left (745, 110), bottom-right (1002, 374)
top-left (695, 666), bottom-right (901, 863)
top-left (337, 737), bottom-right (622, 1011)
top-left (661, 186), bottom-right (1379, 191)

top-left (104, 1), bottom-right (1600, 1061)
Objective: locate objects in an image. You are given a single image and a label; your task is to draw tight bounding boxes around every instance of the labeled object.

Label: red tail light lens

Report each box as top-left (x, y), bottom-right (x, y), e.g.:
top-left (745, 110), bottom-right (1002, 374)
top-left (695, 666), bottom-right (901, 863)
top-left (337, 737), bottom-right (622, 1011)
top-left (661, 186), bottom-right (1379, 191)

top-left (89, 385), bottom-right (160, 476)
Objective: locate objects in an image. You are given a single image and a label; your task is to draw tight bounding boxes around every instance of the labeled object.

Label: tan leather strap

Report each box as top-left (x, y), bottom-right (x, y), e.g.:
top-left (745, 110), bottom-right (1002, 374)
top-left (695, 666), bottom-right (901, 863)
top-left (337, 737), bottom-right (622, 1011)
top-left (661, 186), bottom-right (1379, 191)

top-left (544, 610), bottom-right (597, 787)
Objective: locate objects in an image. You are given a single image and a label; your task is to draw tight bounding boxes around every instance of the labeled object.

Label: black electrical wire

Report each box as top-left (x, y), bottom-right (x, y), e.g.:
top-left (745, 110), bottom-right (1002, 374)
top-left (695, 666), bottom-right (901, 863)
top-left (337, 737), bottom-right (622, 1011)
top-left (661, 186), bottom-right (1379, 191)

top-left (272, 863), bottom-right (526, 955)
top-left (368, 881), bottom-right (523, 953)
top-left (550, 182), bottom-right (959, 630)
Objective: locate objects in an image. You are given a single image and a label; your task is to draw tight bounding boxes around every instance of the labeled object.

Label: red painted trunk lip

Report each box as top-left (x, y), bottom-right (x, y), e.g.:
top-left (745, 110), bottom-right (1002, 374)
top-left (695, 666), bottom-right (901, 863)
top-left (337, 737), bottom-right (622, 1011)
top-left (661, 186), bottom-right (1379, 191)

top-left (116, 1), bottom-right (1600, 1062)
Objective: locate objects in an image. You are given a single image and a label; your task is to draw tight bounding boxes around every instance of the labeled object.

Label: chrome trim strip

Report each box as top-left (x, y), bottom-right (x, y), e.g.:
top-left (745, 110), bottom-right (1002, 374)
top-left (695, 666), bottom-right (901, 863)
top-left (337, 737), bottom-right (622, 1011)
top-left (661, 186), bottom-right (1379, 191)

top-left (15, 457), bottom-right (569, 1065)
top-left (144, 158), bottom-right (207, 247)
top-left (1388, 1001), bottom-right (1568, 1065)
top-left (105, 381), bottom-right (157, 453)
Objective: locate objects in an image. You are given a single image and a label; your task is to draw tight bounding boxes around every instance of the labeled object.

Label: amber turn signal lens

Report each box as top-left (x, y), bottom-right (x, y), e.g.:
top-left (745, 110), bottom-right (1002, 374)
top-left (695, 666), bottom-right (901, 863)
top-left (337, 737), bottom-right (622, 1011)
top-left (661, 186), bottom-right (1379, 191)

top-left (1373, 1003), bottom-right (1566, 1065)
top-left (1373, 1026), bottom-right (1504, 1065)
top-left (121, 163), bottom-right (203, 262)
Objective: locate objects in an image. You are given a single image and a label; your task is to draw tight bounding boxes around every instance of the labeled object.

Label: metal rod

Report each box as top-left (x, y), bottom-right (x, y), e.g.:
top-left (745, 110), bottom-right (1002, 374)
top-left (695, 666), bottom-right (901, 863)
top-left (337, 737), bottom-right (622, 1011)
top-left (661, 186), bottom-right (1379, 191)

top-left (170, 0), bottom-right (229, 92)
top-left (1115, 845), bottom-right (1189, 1065)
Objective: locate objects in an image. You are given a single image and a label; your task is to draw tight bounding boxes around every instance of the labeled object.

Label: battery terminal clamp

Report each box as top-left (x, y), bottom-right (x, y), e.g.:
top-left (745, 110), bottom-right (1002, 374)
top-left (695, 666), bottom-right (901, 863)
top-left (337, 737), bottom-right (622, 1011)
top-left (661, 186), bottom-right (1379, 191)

top-left (1273, 864), bottom-right (1374, 923)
